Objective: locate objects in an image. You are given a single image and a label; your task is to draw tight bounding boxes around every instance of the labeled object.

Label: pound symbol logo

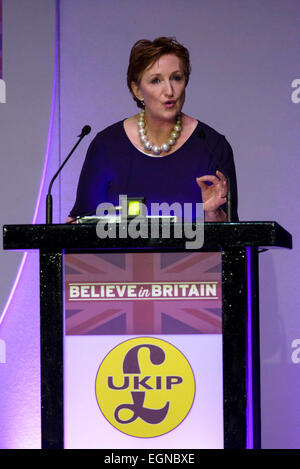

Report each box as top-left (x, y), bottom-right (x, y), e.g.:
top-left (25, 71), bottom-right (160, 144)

top-left (95, 337), bottom-right (195, 438)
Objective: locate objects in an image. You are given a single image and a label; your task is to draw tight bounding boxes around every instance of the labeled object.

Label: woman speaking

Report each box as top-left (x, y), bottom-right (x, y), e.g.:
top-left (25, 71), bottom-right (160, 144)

top-left (68, 37), bottom-right (238, 222)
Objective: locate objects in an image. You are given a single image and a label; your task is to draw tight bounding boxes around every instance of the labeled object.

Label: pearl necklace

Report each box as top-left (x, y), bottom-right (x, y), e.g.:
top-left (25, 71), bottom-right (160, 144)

top-left (137, 109), bottom-right (182, 155)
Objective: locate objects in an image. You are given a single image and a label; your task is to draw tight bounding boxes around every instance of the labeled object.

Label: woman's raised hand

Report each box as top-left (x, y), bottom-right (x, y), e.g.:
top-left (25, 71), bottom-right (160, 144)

top-left (196, 170), bottom-right (228, 214)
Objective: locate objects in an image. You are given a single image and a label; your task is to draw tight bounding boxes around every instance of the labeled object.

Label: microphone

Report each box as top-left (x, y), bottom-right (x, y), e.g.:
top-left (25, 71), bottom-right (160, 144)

top-left (196, 127), bottom-right (232, 222)
top-left (46, 125), bottom-right (91, 224)
top-left (78, 125), bottom-right (92, 138)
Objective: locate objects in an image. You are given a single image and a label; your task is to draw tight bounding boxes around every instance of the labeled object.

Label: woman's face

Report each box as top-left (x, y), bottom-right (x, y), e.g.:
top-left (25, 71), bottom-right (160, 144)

top-left (132, 54), bottom-right (186, 122)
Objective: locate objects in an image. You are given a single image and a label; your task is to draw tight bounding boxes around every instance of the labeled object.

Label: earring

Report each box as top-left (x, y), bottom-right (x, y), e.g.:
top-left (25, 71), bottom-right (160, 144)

top-left (140, 98), bottom-right (145, 107)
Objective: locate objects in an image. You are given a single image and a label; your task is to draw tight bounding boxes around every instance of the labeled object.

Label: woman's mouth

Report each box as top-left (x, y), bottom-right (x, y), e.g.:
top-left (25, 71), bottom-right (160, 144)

top-left (164, 100), bottom-right (176, 108)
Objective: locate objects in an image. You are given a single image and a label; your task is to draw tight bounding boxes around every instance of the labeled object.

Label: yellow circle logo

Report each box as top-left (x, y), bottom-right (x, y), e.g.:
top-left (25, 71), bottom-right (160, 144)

top-left (95, 337), bottom-right (195, 438)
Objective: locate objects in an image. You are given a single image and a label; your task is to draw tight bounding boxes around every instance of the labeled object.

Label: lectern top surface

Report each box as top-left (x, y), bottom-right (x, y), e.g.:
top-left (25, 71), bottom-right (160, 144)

top-left (2, 221), bottom-right (292, 252)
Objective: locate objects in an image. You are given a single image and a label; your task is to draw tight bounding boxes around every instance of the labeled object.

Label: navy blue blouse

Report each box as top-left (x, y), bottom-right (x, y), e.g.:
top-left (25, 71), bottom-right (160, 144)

top-left (69, 119), bottom-right (238, 221)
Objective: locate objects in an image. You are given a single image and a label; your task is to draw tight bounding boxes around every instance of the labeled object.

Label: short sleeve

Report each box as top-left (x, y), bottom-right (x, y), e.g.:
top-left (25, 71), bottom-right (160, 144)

top-left (69, 133), bottom-right (108, 218)
top-left (210, 134), bottom-right (239, 222)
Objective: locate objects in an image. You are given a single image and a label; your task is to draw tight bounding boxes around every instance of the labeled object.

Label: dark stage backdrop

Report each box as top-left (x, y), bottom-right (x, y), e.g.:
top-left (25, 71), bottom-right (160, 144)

top-left (0, 0), bottom-right (299, 449)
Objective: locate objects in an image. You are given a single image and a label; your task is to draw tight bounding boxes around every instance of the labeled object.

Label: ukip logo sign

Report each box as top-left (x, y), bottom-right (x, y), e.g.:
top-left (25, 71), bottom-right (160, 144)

top-left (95, 337), bottom-right (195, 438)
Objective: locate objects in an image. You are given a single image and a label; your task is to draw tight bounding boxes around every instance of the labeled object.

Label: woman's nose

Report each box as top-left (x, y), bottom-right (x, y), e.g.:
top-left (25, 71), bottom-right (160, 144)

top-left (164, 80), bottom-right (174, 97)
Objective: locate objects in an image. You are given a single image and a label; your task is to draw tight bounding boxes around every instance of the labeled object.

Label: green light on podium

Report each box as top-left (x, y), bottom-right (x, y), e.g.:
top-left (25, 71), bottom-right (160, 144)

top-left (128, 200), bottom-right (141, 217)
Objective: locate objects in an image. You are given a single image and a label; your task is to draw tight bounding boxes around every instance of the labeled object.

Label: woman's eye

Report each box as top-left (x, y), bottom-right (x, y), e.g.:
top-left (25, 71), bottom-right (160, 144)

top-left (150, 75), bottom-right (183, 84)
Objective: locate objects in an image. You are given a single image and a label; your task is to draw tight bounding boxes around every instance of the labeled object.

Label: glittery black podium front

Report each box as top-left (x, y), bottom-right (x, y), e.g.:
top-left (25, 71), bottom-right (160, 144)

top-left (3, 221), bottom-right (292, 449)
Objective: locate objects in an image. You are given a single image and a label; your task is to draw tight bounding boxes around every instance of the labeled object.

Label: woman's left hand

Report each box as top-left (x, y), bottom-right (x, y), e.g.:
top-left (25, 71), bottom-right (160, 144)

top-left (196, 170), bottom-right (228, 213)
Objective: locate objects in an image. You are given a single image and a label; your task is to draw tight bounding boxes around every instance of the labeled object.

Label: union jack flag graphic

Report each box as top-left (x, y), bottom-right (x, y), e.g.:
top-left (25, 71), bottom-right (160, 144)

top-left (64, 252), bottom-right (222, 335)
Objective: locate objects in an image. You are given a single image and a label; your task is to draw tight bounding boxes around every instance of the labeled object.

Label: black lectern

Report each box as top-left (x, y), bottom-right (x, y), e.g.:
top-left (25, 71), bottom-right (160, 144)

top-left (2, 221), bottom-right (292, 449)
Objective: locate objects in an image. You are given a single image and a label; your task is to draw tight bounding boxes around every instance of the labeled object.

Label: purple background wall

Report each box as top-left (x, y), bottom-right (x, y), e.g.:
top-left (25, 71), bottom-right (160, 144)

top-left (0, 0), bottom-right (2, 78)
top-left (0, 0), bottom-right (299, 448)
top-left (0, 0), bottom-right (57, 448)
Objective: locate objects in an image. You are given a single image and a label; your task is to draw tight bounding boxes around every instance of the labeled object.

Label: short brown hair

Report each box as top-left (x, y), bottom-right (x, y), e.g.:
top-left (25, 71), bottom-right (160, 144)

top-left (127, 37), bottom-right (191, 108)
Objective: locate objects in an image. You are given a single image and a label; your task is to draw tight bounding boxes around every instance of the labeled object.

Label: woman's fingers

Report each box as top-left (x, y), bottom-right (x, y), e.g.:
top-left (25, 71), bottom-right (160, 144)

top-left (196, 175), bottom-right (227, 200)
top-left (196, 175), bottom-right (220, 184)
top-left (196, 174), bottom-right (227, 193)
top-left (216, 170), bottom-right (226, 181)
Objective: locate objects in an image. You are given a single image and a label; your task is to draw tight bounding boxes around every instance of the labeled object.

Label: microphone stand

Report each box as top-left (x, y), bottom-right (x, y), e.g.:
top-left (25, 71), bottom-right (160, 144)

top-left (46, 126), bottom-right (91, 224)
